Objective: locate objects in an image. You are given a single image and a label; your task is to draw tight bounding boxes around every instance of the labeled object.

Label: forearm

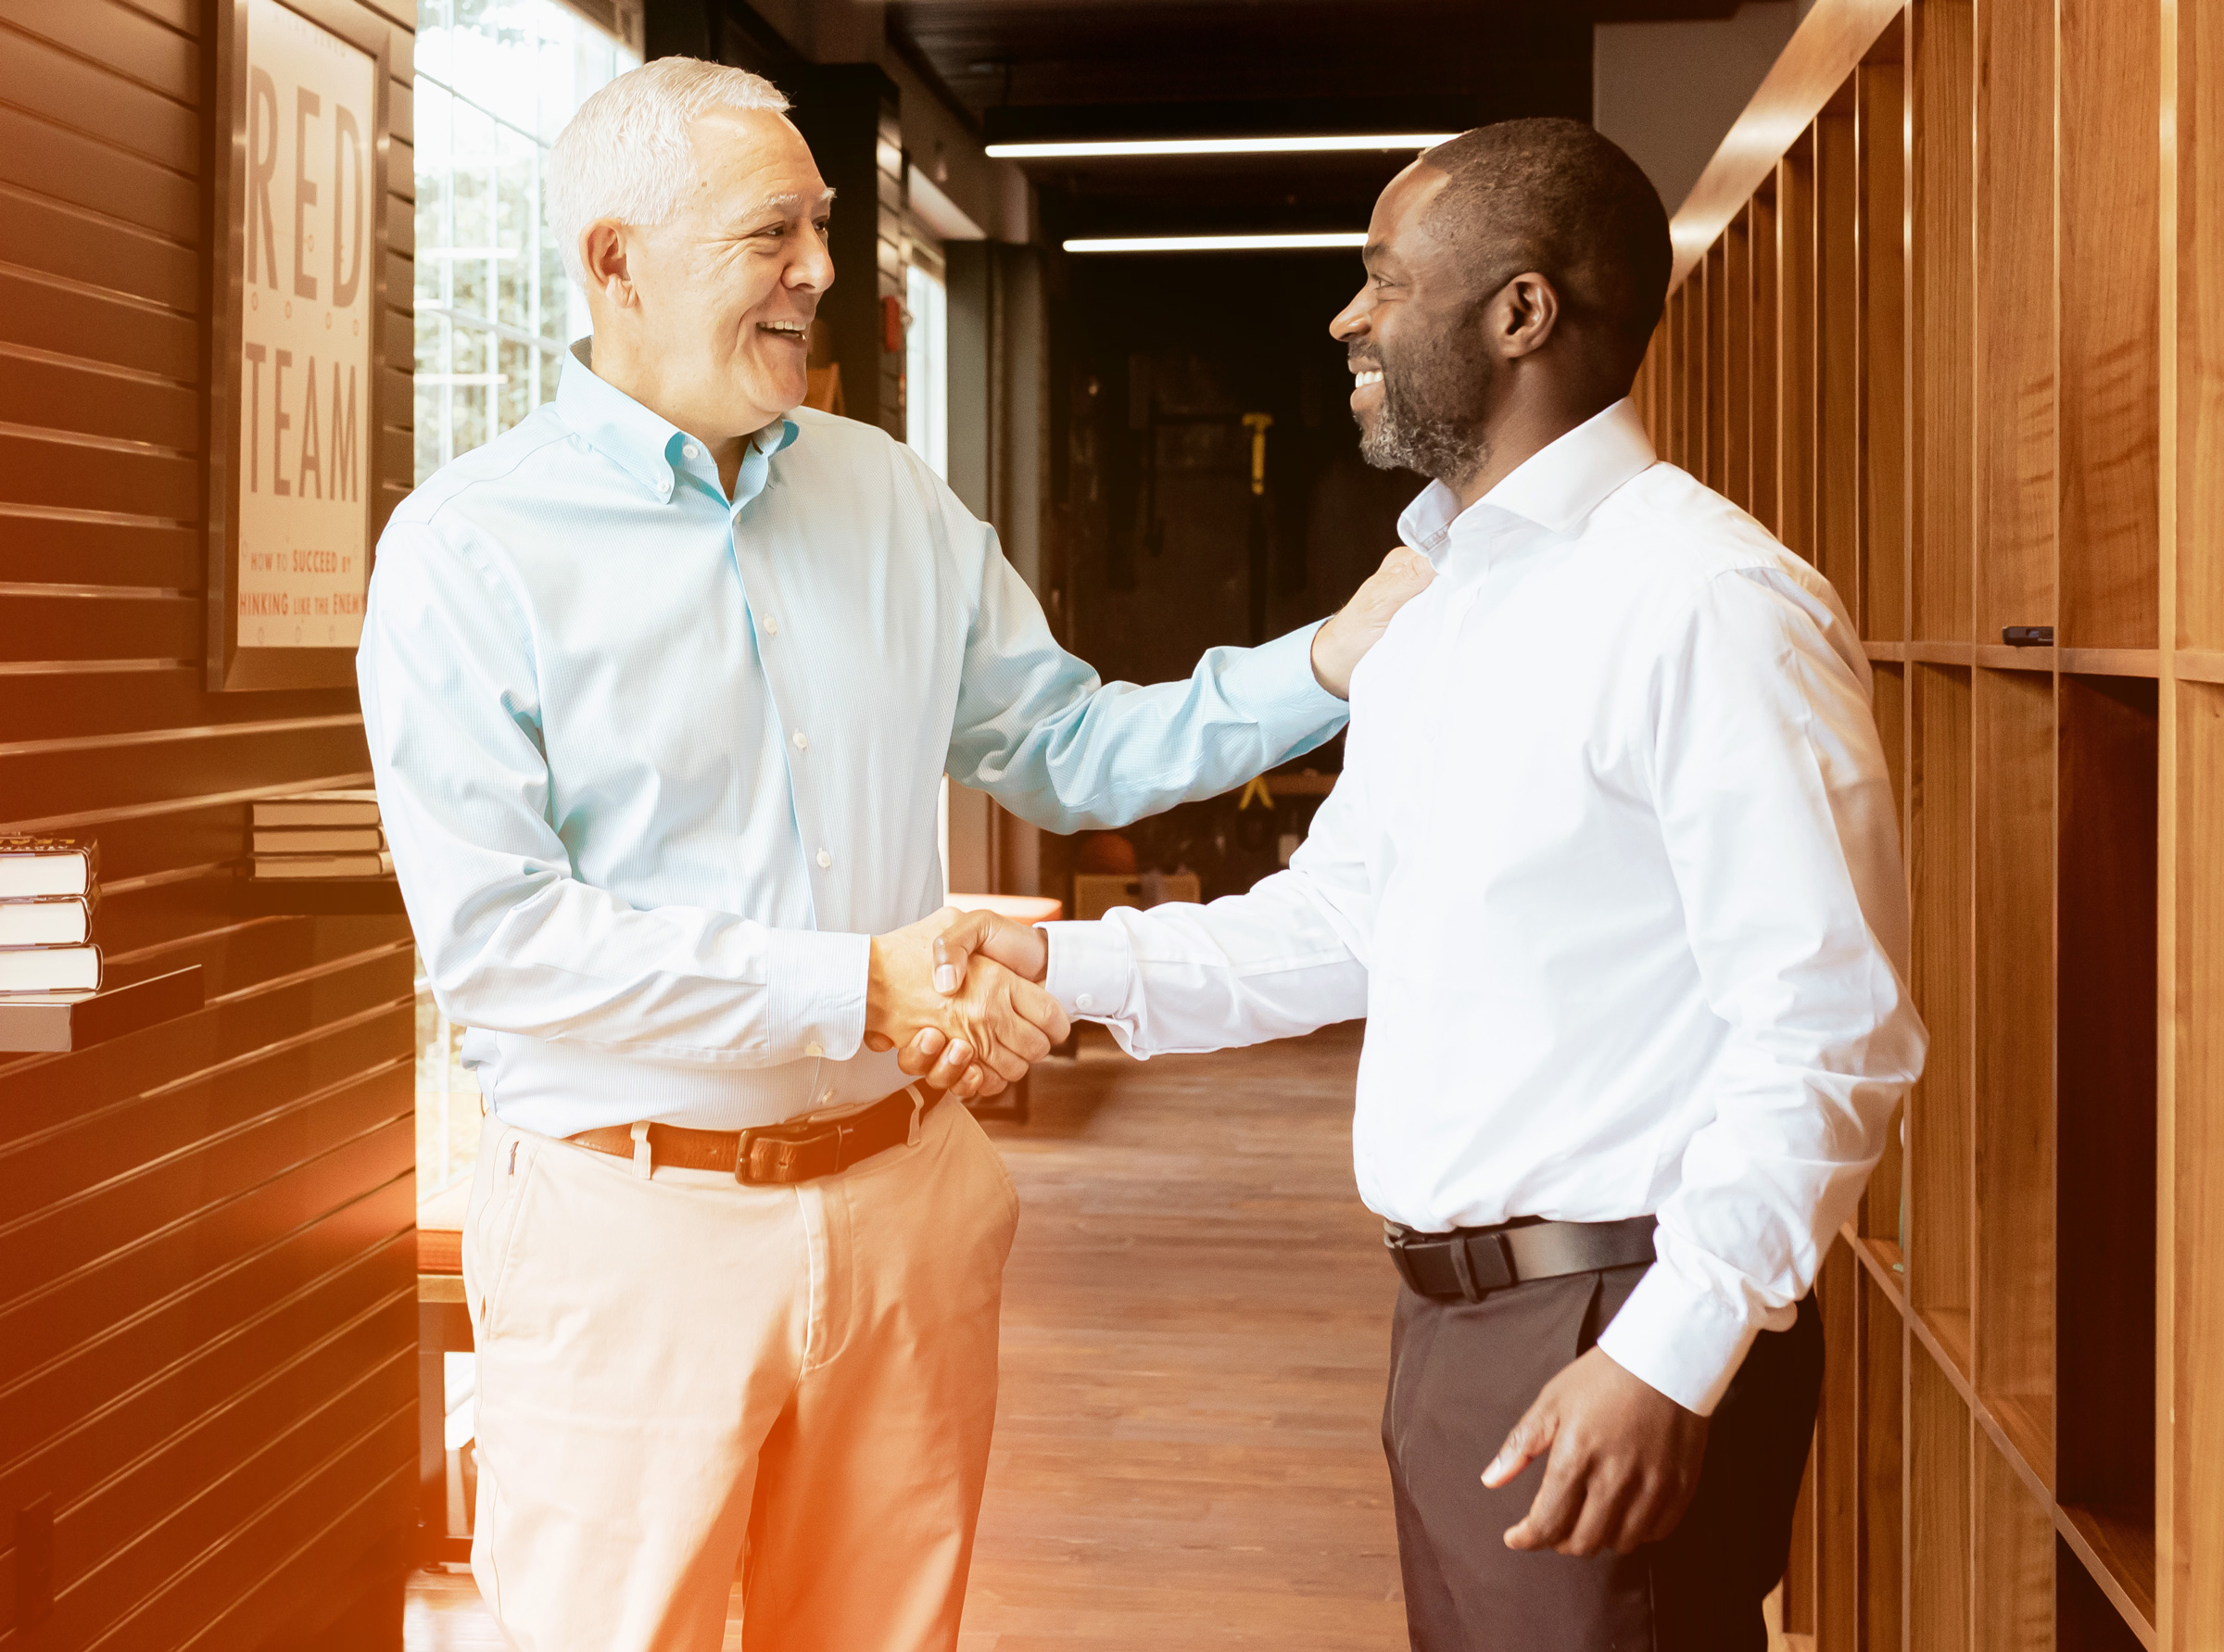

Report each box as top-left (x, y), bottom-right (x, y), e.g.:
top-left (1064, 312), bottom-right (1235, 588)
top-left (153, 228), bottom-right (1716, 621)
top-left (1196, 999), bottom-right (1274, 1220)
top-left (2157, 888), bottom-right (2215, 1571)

top-left (956, 594), bottom-right (1347, 832)
top-left (409, 858), bottom-right (867, 1065)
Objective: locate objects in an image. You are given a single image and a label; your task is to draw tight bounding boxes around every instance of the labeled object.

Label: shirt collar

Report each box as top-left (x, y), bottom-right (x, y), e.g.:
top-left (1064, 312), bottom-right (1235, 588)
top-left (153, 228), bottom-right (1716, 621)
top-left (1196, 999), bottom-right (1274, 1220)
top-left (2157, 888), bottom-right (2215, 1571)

top-left (556, 339), bottom-right (801, 507)
top-left (1396, 397), bottom-right (1657, 564)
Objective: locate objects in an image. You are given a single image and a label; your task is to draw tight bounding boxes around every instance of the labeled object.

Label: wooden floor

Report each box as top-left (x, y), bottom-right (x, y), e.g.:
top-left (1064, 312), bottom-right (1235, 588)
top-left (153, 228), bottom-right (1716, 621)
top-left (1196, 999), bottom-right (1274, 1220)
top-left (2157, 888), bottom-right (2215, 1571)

top-left (960, 1022), bottom-right (1401, 1648)
top-left (403, 1024), bottom-right (1405, 1648)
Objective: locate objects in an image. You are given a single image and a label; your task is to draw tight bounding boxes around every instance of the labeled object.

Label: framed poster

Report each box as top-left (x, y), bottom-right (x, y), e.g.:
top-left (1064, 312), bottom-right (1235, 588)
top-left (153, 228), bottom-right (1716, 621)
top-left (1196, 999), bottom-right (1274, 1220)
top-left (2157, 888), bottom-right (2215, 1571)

top-left (208, 0), bottom-right (389, 690)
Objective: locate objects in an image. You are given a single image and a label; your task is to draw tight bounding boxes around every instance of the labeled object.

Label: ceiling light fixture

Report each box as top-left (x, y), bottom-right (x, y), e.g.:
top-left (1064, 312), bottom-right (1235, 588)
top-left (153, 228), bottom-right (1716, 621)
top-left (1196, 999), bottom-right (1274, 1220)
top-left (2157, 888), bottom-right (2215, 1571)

top-left (989, 133), bottom-right (1456, 159)
top-left (1062, 233), bottom-right (1369, 254)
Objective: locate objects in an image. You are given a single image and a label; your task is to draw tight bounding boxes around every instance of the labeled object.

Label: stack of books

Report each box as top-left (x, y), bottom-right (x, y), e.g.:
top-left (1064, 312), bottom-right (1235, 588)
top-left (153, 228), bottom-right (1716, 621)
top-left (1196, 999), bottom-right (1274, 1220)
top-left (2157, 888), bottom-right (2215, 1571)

top-left (250, 789), bottom-right (392, 880)
top-left (0, 837), bottom-right (102, 995)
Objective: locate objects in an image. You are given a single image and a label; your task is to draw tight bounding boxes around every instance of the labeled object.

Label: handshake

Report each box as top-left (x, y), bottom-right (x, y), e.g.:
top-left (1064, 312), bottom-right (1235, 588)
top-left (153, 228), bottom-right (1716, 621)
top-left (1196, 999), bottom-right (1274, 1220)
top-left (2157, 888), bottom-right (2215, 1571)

top-left (861, 907), bottom-right (1056, 1100)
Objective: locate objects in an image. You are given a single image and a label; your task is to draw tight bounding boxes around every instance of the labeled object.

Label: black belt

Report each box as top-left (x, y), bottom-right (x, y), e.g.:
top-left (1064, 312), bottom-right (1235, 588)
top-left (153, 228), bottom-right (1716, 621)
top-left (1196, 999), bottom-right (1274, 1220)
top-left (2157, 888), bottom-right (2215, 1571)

top-left (569, 1086), bottom-right (939, 1184)
top-left (1384, 1215), bottom-right (1658, 1301)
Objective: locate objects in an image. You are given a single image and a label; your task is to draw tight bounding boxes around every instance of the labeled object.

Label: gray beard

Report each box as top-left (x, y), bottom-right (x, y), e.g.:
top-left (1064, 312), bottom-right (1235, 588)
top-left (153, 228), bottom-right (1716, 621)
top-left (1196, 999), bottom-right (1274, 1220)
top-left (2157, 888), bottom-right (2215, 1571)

top-left (1358, 400), bottom-right (1486, 484)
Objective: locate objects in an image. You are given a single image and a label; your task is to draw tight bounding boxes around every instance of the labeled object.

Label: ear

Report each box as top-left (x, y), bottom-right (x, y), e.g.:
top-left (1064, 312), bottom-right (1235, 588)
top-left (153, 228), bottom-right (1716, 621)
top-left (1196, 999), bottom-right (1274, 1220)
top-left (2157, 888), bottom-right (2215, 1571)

top-left (1493, 271), bottom-right (1561, 359)
top-left (580, 221), bottom-right (636, 309)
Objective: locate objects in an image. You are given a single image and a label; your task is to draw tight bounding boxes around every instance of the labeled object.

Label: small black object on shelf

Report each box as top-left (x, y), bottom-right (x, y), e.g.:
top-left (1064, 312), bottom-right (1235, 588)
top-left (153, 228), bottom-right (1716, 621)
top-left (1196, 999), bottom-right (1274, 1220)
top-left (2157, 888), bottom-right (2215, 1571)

top-left (2003, 624), bottom-right (2055, 647)
top-left (239, 875), bottom-right (407, 916)
top-left (0, 965), bottom-right (204, 1053)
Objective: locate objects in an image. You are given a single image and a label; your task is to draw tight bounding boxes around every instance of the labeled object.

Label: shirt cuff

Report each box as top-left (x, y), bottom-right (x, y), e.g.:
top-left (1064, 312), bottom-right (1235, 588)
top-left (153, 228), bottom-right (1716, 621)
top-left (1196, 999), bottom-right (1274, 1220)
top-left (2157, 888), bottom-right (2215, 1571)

top-left (764, 928), bottom-right (871, 1063)
top-left (1594, 1259), bottom-right (1761, 1418)
top-left (1226, 621), bottom-right (1348, 749)
top-left (1042, 921), bottom-right (1136, 1023)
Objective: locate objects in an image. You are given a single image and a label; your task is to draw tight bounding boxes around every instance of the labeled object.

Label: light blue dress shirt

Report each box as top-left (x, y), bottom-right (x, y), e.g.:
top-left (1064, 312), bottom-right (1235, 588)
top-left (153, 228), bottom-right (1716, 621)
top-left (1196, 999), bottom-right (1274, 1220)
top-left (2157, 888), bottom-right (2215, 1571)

top-left (358, 345), bottom-right (1347, 1137)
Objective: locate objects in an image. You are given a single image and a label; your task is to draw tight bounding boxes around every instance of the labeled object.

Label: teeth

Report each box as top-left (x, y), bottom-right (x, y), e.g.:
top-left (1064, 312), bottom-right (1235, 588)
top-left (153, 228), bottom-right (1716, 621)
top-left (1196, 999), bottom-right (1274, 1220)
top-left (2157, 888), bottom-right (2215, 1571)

top-left (1353, 370), bottom-right (1383, 387)
top-left (762, 322), bottom-right (804, 336)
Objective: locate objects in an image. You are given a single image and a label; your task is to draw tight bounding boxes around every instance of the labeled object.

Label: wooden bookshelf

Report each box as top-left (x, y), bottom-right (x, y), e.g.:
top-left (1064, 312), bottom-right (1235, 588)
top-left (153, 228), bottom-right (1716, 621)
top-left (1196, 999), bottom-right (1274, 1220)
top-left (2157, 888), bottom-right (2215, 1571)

top-left (1636, 1), bottom-right (2223, 1644)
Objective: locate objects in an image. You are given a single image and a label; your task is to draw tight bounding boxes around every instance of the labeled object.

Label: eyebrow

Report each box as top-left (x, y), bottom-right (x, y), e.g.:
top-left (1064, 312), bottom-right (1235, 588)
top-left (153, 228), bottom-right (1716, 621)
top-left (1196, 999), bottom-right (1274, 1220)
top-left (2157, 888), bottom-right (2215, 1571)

top-left (734, 188), bottom-right (837, 225)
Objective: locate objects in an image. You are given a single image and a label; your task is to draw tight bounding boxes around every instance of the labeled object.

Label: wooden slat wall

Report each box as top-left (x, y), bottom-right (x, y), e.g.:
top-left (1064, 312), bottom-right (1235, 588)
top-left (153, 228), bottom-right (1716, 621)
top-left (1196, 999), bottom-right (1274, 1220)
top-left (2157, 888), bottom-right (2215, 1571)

top-left (1640, 0), bottom-right (2222, 1646)
top-left (0, 0), bottom-right (417, 1646)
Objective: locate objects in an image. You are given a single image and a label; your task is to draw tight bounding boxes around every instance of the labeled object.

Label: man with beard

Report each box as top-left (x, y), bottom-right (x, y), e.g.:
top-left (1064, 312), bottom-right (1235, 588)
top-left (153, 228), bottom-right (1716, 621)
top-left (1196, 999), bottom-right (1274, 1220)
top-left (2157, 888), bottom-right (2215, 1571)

top-left (919, 118), bottom-right (1927, 1649)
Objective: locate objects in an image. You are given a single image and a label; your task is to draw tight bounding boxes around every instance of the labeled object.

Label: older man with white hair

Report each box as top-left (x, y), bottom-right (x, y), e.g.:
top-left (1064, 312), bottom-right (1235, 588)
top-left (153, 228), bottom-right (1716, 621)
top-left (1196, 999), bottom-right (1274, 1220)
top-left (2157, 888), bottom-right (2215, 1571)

top-left (358, 56), bottom-right (1427, 1652)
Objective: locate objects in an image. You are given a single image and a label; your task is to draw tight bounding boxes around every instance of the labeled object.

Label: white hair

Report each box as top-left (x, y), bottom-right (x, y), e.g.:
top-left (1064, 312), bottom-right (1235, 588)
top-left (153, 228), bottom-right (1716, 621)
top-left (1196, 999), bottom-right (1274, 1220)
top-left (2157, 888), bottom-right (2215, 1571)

top-left (547, 57), bottom-right (790, 288)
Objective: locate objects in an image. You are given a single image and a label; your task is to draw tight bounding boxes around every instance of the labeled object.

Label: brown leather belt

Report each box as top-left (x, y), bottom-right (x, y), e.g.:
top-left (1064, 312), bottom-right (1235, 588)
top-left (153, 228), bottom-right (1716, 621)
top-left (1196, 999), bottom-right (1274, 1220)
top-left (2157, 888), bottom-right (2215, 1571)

top-left (1384, 1215), bottom-right (1658, 1302)
top-left (568, 1085), bottom-right (939, 1185)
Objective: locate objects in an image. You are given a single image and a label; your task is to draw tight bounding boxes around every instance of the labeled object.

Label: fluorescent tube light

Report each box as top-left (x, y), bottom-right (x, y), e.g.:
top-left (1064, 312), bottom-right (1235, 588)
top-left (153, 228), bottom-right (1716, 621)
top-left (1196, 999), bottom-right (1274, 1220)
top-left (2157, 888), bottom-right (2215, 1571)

top-left (1063, 233), bottom-right (1368, 254)
top-left (989, 133), bottom-right (1456, 159)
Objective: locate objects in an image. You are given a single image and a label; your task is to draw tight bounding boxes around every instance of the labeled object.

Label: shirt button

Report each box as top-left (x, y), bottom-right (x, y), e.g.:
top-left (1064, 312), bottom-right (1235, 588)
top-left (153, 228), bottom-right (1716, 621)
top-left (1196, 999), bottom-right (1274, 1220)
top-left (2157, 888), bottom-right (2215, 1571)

top-left (805, 1042), bottom-right (825, 1058)
top-left (658, 478), bottom-right (671, 496)
top-left (816, 848), bottom-right (832, 869)
top-left (1076, 993), bottom-right (1093, 1011)
top-left (792, 729), bottom-right (809, 750)
top-left (763, 616), bottom-right (779, 636)
top-left (682, 442), bottom-right (700, 460)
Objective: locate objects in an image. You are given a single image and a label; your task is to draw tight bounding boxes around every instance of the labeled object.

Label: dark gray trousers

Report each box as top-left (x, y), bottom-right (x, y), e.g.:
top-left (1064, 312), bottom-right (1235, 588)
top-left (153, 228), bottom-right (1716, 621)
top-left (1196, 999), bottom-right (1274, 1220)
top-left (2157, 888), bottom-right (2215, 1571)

top-left (1382, 1262), bottom-right (1823, 1652)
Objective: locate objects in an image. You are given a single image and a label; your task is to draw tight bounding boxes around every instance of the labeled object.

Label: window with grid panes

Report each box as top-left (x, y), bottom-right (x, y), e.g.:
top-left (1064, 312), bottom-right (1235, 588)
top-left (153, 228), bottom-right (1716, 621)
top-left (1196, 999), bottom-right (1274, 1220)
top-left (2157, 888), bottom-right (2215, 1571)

top-left (409, 0), bottom-right (639, 1201)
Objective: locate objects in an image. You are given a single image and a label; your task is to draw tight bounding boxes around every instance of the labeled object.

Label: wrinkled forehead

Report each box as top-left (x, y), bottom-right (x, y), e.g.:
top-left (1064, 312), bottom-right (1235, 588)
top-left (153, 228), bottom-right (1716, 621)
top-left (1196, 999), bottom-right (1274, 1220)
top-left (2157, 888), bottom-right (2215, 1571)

top-left (688, 107), bottom-right (831, 219)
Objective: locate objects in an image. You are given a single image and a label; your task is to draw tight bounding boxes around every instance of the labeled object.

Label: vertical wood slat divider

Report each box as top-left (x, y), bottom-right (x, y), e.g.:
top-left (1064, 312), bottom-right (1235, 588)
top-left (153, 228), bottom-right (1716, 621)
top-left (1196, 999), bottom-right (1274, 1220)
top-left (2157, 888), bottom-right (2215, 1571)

top-left (1707, 241), bottom-right (1729, 493)
top-left (1863, 1267), bottom-right (1905, 1652)
top-left (1688, 274), bottom-right (1709, 478)
top-left (1725, 207), bottom-right (1754, 513)
top-left (2057, 0), bottom-right (2161, 649)
top-left (2166, 6), bottom-right (2224, 1649)
top-left (2054, 675), bottom-right (2159, 1595)
top-left (1912, 0), bottom-right (1975, 641)
top-left (1976, 1421), bottom-right (2058, 1652)
top-left (1813, 1241), bottom-right (1863, 1647)
top-left (1636, 0), bottom-right (2209, 1638)
top-left (1970, 665), bottom-right (2054, 1459)
top-left (1818, 90), bottom-right (1863, 609)
top-left (1780, 135), bottom-right (1820, 567)
top-left (1908, 659), bottom-right (1976, 1363)
top-left (1752, 183), bottom-right (1781, 537)
top-left (1862, 48), bottom-right (1909, 644)
top-left (1972, 0), bottom-right (2057, 641)
top-left (1908, 1338), bottom-right (1974, 1651)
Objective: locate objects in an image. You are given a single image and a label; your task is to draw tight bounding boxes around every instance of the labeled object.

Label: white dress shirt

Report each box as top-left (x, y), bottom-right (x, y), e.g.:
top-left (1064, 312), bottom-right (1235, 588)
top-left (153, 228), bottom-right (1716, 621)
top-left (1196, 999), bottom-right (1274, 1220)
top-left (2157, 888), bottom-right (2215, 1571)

top-left (358, 346), bottom-right (1346, 1138)
top-left (1044, 399), bottom-right (1926, 1415)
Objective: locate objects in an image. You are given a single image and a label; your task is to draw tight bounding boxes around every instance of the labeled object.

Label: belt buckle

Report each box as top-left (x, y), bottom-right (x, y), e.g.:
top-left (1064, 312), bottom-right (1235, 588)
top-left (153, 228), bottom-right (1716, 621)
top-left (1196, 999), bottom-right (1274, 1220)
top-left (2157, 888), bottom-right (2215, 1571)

top-left (736, 1118), bottom-right (843, 1185)
top-left (1450, 1230), bottom-right (1514, 1302)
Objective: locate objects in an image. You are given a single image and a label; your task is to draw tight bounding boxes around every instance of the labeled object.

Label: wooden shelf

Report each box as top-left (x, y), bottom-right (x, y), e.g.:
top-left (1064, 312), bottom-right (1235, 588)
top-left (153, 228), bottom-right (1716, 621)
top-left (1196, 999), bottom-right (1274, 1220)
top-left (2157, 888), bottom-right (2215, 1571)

top-left (0, 965), bottom-right (203, 1053)
top-left (1861, 639), bottom-right (2164, 675)
top-left (2059, 1506), bottom-right (2158, 1649)
top-left (237, 876), bottom-right (406, 916)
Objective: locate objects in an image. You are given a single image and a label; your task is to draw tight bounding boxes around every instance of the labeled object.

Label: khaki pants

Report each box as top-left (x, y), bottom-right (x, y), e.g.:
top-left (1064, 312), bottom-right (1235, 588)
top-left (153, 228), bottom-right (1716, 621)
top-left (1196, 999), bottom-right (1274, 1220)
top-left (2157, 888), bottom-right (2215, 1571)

top-left (461, 1095), bottom-right (1020, 1652)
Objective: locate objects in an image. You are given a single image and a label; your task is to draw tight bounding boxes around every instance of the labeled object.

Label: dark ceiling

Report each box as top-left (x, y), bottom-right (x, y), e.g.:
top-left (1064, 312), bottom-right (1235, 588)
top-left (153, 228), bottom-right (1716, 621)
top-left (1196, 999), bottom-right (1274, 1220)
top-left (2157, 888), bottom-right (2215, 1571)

top-left (887, 0), bottom-right (1745, 236)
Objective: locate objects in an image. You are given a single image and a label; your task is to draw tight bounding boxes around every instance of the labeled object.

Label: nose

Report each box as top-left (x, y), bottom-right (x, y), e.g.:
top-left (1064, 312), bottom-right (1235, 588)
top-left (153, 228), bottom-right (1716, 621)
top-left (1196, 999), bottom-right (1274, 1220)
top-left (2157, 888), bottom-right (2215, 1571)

top-left (1330, 289), bottom-right (1370, 344)
top-left (790, 229), bottom-right (835, 295)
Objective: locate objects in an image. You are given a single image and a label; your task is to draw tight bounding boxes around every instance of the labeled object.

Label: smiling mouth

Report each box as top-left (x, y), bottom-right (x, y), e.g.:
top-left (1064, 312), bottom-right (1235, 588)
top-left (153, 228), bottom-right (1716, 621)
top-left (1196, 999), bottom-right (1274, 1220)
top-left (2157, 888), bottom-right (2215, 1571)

top-left (758, 321), bottom-right (807, 343)
top-left (1352, 369), bottom-right (1384, 388)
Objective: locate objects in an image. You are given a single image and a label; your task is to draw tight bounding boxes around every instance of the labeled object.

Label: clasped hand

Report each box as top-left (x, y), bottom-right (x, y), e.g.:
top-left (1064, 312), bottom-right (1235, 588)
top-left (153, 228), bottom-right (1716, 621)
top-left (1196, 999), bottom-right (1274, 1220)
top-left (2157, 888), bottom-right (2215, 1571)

top-left (865, 908), bottom-right (1061, 1100)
